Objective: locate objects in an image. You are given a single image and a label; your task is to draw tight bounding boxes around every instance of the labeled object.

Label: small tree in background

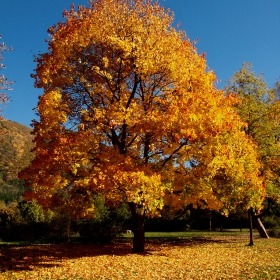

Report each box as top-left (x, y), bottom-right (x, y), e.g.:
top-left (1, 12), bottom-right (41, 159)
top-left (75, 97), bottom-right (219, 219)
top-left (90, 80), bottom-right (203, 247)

top-left (0, 35), bottom-right (14, 121)
top-left (225, 62), bottom-right (280, 243)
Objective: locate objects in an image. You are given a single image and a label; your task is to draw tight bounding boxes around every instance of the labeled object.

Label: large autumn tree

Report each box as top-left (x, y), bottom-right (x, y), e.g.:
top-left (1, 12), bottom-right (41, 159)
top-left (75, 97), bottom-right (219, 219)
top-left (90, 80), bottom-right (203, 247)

top-left (21, 0), bottom-right (264, 252)
top-left (225, 63), bottom-right (280, 241)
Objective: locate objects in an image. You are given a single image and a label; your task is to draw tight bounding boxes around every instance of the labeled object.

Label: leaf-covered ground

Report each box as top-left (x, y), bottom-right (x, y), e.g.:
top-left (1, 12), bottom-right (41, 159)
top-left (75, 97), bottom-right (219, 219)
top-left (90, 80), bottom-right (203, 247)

top-left (0, 236), bottom-right (280, 279)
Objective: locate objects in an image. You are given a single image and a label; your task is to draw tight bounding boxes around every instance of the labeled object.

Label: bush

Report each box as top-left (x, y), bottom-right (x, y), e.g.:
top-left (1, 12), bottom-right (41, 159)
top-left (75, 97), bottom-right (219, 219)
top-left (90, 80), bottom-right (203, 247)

top-left (0, 195), bottom-right (132, 243)
top-left (262, 216), bottom-right (280, 229)
top-left (267, 228), bottom-right (280, 237)
top-left (0, 202), bottom-right (23, 240)
top-left (0, 201), bottom-right (54, 241)
top-left (78, 195), bottom-right (131, 244)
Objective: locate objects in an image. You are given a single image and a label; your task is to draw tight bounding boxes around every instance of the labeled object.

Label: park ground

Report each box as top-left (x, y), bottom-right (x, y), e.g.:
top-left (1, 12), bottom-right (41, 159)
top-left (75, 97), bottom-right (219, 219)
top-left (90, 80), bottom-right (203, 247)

top-left (0, 231), bottom-right (280, 279)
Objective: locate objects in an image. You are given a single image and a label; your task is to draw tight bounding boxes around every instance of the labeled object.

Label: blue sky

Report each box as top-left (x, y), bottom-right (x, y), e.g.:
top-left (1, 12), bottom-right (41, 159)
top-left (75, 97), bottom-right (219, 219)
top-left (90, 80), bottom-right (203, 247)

top-left (1, 0), bottom-right (280, 127)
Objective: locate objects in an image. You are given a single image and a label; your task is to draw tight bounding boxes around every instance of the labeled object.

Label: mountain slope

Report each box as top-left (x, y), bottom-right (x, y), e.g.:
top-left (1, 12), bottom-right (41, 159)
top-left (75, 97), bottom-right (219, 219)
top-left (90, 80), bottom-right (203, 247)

top-left (0, 119), bottom-right (34, 185)
top-left (0, 120), bottom-right (34, 204)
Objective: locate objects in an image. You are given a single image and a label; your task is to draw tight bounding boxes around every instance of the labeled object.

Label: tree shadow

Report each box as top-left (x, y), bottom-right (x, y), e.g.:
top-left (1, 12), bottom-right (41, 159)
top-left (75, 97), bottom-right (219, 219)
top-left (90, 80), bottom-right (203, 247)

top-left (143, 237), bottom-right (228, 253)
top-left (0, 236), bottom-right (253, 272)
top-left (138, 234), bottom-right (258, 256)
top-left (0, 241), bottom-right (132, 272)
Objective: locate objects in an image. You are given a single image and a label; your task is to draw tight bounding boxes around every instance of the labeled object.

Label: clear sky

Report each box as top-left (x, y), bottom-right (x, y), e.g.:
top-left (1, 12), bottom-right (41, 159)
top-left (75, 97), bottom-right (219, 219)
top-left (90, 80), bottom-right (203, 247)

top-left (1, 0), bottom-right (280, 127)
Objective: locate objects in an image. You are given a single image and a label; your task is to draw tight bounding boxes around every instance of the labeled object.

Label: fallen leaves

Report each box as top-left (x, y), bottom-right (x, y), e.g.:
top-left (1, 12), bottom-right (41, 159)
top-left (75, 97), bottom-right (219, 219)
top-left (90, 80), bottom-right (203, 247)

top-left (0, 237), bottom-right (280, 279)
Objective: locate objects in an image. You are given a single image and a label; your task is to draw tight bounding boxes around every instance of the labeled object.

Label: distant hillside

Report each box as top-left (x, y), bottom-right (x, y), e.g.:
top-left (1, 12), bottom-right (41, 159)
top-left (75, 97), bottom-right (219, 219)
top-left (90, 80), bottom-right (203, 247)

top-left (0, 119), bottom-right (34, 183)
top-left (0, 120), bottom-right (33, 203)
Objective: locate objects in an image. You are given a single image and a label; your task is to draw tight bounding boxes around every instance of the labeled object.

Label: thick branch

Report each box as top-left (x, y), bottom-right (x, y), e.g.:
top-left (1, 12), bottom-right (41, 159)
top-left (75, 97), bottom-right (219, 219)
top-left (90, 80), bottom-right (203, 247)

top-left (161, 142), bottom-right (186, 167)
top-left (143, 134), bottom-right (151, 164)
top-left (111, 128), bottom-right (120, 148)
top-left (120, 121), bottom-right (127, 154)
top-left (126, 73), bottom-right (140, 109)
top-left (126, 134), bottom-right (138, 148)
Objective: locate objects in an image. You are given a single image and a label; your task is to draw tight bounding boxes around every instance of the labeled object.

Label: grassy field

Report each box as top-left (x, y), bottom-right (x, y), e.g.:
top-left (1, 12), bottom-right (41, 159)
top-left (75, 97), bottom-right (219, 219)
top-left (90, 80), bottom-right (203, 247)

top-left (124, 229), bottom-right (254, 239)
top-left (0, 230), bottom-right (279, 279)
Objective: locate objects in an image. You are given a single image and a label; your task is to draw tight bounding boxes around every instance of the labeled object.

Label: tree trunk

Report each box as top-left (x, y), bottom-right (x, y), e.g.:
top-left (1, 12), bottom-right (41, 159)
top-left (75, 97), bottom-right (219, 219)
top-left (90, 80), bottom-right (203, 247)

top-left (64, 215), bottom-right (71, 243)
top-left (129, 202), bottom-right (146, 253)
top-left (248, 208), bottom-right (254, 246)
top-left (251, 208), bottom-right (269, 238)
top-left (220, 221), bottom-right (223, 232)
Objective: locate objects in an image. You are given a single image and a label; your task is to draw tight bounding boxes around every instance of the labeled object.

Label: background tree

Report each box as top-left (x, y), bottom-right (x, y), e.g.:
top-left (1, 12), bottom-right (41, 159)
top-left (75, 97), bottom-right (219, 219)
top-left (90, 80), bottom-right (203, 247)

top-left (273, 78), bottom-right (280, 101)
top-left (225, 62), bottom-right (280, 241)
top-left (21, 0), bottom-right (264, 252)
top-left (0, 35), bottom-right (14, 122)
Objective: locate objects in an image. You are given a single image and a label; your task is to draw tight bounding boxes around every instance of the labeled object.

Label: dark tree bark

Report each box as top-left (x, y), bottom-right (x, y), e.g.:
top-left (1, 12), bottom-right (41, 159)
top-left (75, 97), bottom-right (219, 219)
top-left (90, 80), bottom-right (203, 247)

top-left (129, 202), bottom-right (146, 253)
top-left (65, 216), bottom-right (71, 243)
top-left (251, 208), bottom-right (269, 238)
top-left (248, 208), bottom-right (254, 246)
top-left (248, 207), bottom-right (269, 246)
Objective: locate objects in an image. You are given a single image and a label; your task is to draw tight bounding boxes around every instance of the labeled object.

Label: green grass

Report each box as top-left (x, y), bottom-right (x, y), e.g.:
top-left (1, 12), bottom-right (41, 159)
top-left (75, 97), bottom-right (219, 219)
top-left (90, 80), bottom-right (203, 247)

top-left (0, 229), bottom-right (276, 246)
top-left (0, 240), bottom-right (32, 246)
top-left (122, 229), bottom-right (256, 239)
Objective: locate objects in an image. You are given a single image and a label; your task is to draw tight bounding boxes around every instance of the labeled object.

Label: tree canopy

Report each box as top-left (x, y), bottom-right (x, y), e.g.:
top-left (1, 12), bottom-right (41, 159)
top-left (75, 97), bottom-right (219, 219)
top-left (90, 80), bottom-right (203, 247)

top-left (21, 0), bottom-right (265, 251)
top-left (226, 62), bottom-right (280, 204)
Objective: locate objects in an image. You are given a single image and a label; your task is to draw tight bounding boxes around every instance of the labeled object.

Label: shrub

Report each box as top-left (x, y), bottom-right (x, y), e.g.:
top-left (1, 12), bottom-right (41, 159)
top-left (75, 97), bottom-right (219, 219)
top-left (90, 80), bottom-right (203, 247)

top-left (0, 201), bottom-right (54, 241)
top-left (78, 194), bottom-right (131, 244)
top-left (267, 228), bottom-right (280, 237)
top-left (262, 216), bottom-right (280, 229)
top-left (0, 195), bottom-right (131, 243)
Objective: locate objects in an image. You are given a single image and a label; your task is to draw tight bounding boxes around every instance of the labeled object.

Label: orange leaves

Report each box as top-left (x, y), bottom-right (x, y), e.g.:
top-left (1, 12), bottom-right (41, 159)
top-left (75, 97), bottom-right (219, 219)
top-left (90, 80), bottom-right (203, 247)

top-left (1, 238), bottom-right (280, 279)
top-left (21, 0), bottom-right (266, 224)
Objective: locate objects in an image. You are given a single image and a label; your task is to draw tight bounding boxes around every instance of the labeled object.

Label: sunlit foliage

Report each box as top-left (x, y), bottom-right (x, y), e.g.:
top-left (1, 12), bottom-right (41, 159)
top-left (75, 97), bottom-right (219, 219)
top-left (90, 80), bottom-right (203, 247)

top-left (226, 63), bottom-right (280, 205)
top-left (21, 0), bottom-right (265, 251)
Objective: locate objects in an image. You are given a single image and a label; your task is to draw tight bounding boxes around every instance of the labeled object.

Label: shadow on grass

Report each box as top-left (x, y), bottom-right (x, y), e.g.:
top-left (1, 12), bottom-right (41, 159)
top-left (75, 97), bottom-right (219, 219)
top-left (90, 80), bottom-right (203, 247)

top-left (0, 235), bottom-right (251, 273)
top-left (0, 241), bottom-right (132, 273)
top-left (145, 236), bottom-right (226, 245)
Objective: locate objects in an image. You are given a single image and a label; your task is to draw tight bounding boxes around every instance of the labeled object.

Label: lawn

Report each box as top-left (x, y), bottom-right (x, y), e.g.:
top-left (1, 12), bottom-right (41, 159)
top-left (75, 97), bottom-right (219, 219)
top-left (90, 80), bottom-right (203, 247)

top-left (0, 231), bottom-right (279, 279)
top-left (126, 229), bottom-right (254, 239)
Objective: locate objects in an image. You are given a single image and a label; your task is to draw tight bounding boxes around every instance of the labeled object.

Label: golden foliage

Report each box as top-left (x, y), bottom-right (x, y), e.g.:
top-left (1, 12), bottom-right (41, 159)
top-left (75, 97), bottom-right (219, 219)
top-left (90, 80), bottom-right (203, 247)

top-left (226, 63), bottom-right (280, 204)
top-left (21, 0), bottom-right (264, 218)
